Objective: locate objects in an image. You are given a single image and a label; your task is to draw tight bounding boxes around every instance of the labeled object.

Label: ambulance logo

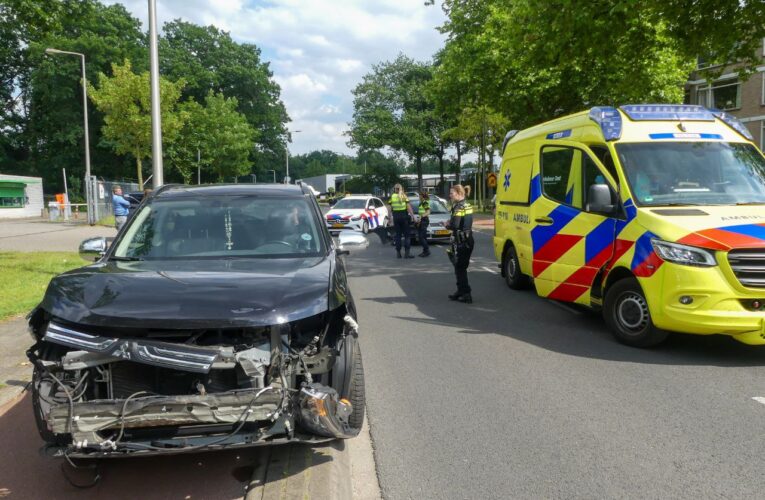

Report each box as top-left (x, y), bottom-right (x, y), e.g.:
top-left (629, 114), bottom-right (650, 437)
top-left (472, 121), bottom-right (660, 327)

top-left (503, 171), bottom-right (511, 191)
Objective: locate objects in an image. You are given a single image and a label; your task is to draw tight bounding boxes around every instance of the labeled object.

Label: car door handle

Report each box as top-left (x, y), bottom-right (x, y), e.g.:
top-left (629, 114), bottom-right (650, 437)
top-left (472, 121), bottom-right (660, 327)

top-left (535, 217), bottom-right (554, 225)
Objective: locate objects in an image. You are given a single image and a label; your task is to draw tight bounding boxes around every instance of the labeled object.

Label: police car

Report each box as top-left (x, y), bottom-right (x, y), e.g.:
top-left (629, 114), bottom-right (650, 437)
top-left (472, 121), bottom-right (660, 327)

top-left (325, 195), bottom-right (389, 234)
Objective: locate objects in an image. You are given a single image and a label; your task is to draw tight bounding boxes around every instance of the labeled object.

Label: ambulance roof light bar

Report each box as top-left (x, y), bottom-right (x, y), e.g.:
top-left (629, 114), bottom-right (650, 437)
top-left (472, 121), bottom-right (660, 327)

top-left (501, 130), bottom-right (519, 155)
top-left (588, 106), bottom-right (622, 141)
top-left (619, 104), bottom-right (716, 122)
top-left (711, 109), bottom-right (754, 141)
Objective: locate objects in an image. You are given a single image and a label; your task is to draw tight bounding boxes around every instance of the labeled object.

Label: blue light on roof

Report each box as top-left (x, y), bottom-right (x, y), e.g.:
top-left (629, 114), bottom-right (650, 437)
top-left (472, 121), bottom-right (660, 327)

top-left (711, 109), bottom-right (754, 141)
top-left (619, 104), bottom-right (715, 121)
top-left (589, 107), bottom-right (622, 141)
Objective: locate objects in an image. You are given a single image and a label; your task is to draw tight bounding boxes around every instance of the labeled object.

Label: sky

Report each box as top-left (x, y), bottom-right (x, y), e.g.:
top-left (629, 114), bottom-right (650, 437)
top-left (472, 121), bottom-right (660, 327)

top-left (106, 0), bottom-right (448, 155)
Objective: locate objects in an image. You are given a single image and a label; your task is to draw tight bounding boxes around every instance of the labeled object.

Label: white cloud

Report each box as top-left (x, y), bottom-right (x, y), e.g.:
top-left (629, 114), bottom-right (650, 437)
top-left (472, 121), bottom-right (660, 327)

top-left (105, 0), bottom-right (446, 154)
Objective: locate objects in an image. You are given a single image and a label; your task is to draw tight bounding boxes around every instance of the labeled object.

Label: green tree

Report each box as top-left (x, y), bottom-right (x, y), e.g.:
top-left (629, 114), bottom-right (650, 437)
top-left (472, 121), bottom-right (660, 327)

top-left (160, 21), bottom-right (289, 176)
top-left (2, 0), bottom-right (145, 191)
top-left (88, 60), bottom-right (186, 186)
top-left (348, 54), bottom-right (437, 190)
top-left (168, 92), bottom-right (254, 183)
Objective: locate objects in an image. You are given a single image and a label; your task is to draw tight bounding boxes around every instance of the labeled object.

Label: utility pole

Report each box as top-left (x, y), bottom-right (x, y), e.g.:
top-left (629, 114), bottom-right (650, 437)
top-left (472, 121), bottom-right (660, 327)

top-left (285, 129), bottom-right (301, 183)
top-left (148, 0), bottom-right (163, 188)
top-left (197, 148), bottom-right (201, 185)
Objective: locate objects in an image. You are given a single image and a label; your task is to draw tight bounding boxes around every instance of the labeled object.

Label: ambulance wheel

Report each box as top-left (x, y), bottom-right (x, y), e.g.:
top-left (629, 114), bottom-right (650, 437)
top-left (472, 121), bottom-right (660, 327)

top-left (604, 278), bottom-right (668, 347)
top-left (503, 245), bottom-right (529, 290)
top-left (362, 220), bottom-right (369, 234)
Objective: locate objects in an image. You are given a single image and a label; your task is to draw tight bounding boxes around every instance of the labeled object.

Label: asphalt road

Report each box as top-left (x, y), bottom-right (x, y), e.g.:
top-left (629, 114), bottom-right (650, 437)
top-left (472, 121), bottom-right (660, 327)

top-left (349, 228), bottom-right (765, 499)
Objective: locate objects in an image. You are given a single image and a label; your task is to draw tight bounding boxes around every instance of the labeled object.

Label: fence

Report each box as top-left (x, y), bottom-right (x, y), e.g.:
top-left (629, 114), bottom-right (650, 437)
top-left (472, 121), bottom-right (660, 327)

top-left (86, 177), bottom-right (140, 224)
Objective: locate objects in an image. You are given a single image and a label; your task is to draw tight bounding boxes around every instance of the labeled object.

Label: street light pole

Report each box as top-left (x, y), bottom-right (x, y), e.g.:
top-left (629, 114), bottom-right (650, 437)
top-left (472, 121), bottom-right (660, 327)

top-left (285, 129), bottom-right (301, 184)
top-left (45, 48), bottom-right (93, 224)
top-left (148, 0), bottom-right (163, 188)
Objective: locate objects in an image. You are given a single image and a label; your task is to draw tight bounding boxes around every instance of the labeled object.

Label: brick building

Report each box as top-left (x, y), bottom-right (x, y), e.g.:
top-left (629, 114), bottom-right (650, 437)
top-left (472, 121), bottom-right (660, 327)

top-left (686, 39), bottom-right (765, 149)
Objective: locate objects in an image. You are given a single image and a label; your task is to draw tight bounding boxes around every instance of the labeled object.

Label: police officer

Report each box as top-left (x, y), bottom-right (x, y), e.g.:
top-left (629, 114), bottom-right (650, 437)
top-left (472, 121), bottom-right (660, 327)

top-left (389, 183), bottom-right (415, 259)
top-left (446, 184), bottom-right (474, 303)
top-left (416, 191), bottom-right (431, 257)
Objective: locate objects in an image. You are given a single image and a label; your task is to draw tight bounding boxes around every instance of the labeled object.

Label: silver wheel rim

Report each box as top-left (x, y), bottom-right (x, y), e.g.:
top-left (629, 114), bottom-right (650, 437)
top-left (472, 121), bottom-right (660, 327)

top-left (616, 292), bottom-right (649, 334)
top-left (507, 253), bottom-right (517, 279)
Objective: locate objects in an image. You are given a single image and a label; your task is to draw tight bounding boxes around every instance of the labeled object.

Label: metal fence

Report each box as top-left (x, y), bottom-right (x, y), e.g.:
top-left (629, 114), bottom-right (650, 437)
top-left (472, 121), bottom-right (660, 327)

top-left (86, 176), bottom-right (140, 224)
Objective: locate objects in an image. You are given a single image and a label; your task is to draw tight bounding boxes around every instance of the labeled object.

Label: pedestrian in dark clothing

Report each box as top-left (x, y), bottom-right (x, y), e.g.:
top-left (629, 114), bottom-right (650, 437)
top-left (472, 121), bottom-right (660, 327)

top-left (416, 191), bottom-right (431, 257)
top-left (388, 183), bottom-right (415, 259)
top-left (446, 184), bottom-right (474, 303)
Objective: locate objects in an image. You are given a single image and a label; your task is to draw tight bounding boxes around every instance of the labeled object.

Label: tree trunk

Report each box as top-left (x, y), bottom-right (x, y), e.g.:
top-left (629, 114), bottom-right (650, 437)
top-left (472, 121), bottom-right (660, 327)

top-left (455, 141), bottom-right (462, 185)
top-left (415, 153), bottom-right (423, 191)
top-left (437, 144), bottom-right (445, 196)
top-left (136, 157), bottom-right (143, 187)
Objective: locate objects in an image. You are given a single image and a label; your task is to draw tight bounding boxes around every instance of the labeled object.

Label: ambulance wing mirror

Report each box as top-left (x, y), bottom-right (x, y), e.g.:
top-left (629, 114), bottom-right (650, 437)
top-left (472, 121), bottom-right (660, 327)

top-left (587, 184), bottom-right (616, 215)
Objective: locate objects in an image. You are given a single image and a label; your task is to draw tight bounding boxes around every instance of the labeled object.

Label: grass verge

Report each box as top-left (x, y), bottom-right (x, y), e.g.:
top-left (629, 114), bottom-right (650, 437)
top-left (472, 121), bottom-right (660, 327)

top-left (0, 252), bottom-right (81, 321)
top-left (96, 214), bottom-right (115, 227)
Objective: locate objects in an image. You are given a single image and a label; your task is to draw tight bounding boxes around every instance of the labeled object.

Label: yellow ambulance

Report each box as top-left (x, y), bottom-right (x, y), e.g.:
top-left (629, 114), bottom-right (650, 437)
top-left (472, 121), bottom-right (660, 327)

top-left (494, 105), bottom-right (765, 347)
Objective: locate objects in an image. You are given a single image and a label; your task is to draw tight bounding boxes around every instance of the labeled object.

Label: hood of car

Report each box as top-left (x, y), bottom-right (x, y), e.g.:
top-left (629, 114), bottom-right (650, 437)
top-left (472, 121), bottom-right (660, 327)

top-left (39, 256), bottom-right (335, 329)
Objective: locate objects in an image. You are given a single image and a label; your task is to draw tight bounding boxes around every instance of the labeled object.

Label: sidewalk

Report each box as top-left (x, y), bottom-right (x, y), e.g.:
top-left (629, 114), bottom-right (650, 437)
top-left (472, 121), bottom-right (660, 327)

top-left (0, 317), bottom-right (32, 408)
top-left (0, 218), bottom-right (115, 252)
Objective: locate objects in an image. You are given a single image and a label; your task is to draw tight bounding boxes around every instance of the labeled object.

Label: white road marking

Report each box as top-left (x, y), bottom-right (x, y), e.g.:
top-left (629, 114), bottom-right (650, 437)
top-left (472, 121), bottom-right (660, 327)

top-left (751, 397), bottom-right (765, 405)
top-left (548, 300), bottom-right (583, 315)
top-left (482, 266), bottom-right (499, 274)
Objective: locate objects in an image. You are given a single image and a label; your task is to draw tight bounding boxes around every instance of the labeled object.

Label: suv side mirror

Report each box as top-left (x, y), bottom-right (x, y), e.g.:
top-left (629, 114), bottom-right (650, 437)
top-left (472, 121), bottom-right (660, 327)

top-left (587, 184), bottom-right (616, 215)
top-left (79, 237), bottom-right (107, 262)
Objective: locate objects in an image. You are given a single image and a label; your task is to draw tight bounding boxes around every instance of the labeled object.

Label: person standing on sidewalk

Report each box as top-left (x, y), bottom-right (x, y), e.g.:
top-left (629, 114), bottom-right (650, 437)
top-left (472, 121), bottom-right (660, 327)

top-left (112, 185), bottom-right (131, 231)
top-left (416, 191), bottom-right (431, 257)
top-left (389, 184), bottom-right (415, 259)
top-left (446, 184), bottom-right (474, 303)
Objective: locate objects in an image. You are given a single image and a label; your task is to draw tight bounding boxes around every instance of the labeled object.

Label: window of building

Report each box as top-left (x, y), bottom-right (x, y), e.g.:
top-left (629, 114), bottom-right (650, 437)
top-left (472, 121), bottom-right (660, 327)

top-left (0, 182), bottom-right (26, 208)
top-left (695, 80), bottom-right (742, 110)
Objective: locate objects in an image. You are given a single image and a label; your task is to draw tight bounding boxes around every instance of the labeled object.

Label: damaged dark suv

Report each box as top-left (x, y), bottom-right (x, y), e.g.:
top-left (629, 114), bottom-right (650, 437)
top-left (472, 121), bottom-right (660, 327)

top-left (27, 183), bottom-right (369, 457)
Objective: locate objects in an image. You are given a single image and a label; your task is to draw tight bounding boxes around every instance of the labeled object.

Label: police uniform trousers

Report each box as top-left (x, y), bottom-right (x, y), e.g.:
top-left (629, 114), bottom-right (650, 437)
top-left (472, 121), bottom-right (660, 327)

top-left (392, 211), bottom-right (411, 251)
top-left (454, 233), bottom-right (474, 295)
top-left (417, 217), bottom-right (430, 254)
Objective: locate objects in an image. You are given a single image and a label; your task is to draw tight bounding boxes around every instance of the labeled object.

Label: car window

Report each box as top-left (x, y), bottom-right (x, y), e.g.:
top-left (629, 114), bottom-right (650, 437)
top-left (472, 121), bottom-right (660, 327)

top-left (332, 198), bottom-right (366, 209)
top-left (114, 195), bottom-right (324, 259)
top-left (373, 198), bottom-right (384, 208)
top-left (541, 146), bottom-right (577, 206)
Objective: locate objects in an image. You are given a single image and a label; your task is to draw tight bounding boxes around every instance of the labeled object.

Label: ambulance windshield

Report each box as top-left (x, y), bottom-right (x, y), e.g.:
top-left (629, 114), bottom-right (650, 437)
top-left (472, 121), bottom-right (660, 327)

top-left (615, 142), bottom-right (765, 206)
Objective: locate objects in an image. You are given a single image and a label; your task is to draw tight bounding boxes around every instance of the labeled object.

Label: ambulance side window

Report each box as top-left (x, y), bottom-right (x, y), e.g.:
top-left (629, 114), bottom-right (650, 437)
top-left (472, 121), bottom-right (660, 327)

top-left (583, 155), bottom-right (610, 209)
top-left (589, 145), bottom-right (618, 181)
top-left (540, 147), bottom-right (576, 205)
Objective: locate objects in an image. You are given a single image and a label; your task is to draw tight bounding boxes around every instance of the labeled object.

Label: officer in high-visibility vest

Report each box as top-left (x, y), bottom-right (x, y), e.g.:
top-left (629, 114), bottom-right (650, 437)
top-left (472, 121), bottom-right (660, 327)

top-left (389, 183), bottom-right (415, 259)
top-left (416, 191), bottom-right (431, 257)
top-left (446, 184), bottom-right (474, 303)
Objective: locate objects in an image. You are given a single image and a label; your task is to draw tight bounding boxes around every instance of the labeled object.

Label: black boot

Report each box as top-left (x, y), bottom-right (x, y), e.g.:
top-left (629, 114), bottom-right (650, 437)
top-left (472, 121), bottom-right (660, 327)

top-left (404, 250), bottom-right (415, 259)
top-left (396, 249), bottom-right (402, 259)
top-left (456, 293), bottom-right (472, 304)
top-left (448, 292), bottom-right (461, 300)
top-left (419, 251), bottom-right (430, 257)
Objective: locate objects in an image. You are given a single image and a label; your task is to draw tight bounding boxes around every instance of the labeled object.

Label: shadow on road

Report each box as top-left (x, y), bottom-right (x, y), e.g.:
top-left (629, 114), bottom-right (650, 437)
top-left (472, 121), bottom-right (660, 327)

top-left (0, 394), bottom-right (333, 499)
top-left (347, 242), bottom-right (765, 368)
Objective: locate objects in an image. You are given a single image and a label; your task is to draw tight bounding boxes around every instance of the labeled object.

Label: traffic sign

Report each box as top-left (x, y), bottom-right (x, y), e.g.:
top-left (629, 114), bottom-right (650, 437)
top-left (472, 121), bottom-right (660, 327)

top-left (487, 173), bottom-right (497, 188)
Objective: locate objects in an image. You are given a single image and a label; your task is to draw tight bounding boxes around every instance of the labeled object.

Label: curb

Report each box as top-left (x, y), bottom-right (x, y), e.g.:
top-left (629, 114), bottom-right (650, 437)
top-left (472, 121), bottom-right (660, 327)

top-left (245, 440), bottom-right (352, 500)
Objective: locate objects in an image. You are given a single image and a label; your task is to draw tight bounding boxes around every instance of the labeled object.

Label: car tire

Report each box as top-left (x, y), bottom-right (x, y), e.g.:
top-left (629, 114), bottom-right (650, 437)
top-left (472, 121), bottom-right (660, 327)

top-left (503, 245), bottom-right (530, 290)
top-left (603, 277), bottom-right (669, 347)
top-left (329, 334), bottom-right (365, 434)
top-left (32, 364), bottom-right (69, 446)
top-left (362, 220), bottom-right (369, 234)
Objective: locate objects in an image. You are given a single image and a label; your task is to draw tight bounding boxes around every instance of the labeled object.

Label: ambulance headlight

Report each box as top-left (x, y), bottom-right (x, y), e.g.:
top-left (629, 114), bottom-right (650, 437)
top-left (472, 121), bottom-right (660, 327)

top-left (651, 239), bottom-right (717, 267)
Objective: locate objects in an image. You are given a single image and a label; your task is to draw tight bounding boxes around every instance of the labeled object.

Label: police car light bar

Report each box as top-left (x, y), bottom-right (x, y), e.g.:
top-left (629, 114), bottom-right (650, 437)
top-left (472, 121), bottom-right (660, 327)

top-left (711, 109), bottom-right (754, 141)
top-left (619, 104), bottom-right (715, 122)
top-left (588, 106), bottom-right (622, 141)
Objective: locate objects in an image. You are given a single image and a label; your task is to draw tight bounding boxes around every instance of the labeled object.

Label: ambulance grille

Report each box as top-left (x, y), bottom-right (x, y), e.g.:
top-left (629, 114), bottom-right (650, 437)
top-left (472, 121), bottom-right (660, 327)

top-left (728, 250), bottom-right (765, 288)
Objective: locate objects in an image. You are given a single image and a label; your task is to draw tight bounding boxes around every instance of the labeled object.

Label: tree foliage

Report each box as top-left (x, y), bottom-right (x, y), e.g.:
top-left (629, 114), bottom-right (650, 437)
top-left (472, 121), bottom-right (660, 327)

top-left (348, 54), bottom-right (438, 189)
top-left (88, 60), bottom-right (187, 186)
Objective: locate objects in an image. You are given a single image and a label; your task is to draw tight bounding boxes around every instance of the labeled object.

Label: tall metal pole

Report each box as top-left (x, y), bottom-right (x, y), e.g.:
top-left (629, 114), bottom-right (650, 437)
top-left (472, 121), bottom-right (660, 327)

top-left (148, 0), bottom-right (164, 188)
top-left (197, 148), bottom-right (201, 185)
top-left (285, 147), bottom-right (289, 184)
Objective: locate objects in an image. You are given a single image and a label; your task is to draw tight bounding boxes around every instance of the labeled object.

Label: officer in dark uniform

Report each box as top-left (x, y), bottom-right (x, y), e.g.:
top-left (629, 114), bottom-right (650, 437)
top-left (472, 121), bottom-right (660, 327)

top-left (388, 183), bottom-right (415, 258)
top-left (416, 191), bottom-right (431, 257)
top-left (446, 184), bottom-right (474, 303)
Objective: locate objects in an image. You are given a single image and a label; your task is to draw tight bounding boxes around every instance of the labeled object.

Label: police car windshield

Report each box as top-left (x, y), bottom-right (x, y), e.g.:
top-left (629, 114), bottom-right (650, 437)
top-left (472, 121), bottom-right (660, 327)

top-left (113, 195), bottom-right (325, 259)
top-left (333, 199), bottom-right (367, 209)
top-left (616, 142), bottom-right (765, 206)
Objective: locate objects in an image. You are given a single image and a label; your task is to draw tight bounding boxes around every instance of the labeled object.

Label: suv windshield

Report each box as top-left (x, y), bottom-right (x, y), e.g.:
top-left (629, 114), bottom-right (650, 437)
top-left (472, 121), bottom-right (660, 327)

top-left (332, 198), bottom-right (367, 209)
top-left (114, 195), bottom-right (325, 259)
top-left (616, 142), bottom-right (765, 206)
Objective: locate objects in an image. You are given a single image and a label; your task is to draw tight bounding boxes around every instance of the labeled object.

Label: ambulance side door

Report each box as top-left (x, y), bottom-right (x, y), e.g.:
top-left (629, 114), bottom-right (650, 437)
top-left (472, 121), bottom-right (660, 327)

top-left (531, 141), bottom-right (619, 304)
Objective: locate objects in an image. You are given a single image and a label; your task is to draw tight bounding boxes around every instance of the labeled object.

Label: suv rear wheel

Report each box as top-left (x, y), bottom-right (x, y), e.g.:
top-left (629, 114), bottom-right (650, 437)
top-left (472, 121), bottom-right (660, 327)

top-left (604, 278), bottom-right (668, 347)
